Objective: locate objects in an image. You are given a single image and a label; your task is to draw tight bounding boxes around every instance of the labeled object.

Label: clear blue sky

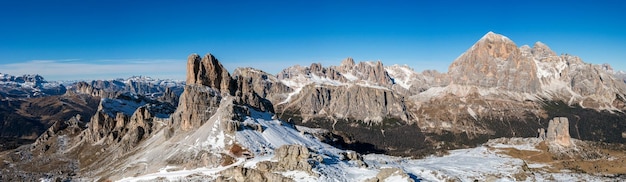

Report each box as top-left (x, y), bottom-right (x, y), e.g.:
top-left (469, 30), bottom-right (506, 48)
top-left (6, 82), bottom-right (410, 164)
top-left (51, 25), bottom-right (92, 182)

top-left (1, 0), bottom-right (625, 81)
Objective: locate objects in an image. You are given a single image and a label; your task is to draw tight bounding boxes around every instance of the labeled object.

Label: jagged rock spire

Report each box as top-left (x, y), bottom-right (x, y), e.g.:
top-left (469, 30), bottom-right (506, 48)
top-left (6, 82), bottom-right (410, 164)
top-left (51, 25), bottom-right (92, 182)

top-left (186, 53), bottom-right (234, 95)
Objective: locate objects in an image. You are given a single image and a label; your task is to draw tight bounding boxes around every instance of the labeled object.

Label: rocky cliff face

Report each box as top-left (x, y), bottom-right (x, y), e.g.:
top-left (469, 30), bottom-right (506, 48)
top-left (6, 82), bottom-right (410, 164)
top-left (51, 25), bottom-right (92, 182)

top-left (186, 53), bottom-right (235, 95)
top-left (172, 53), bottom-right (274, 131)
top-left (232, 67), bottom-right (292, 104)
top-left (278, 84), bottom-right (409, 124)
top-left (448, 32), bottom-right (541, 93)
top-left (276, 59), bottom-right (408, 124)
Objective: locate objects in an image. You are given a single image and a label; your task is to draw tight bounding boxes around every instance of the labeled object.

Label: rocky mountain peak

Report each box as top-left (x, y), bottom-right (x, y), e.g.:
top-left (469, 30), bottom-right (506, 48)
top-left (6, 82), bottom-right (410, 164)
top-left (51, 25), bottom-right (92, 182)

top-left (186, 53), bottom-right (234, 95)
top-left (531, 41), bottom-right (557, 59)
top-left (478, 31), bottom-right (513, 44)
top-left (448, 32), bottom-right (540, 93)
top-left (471, 31), bottom-right (518, 60)
top-left (340, 57), bottom-right (355, 68)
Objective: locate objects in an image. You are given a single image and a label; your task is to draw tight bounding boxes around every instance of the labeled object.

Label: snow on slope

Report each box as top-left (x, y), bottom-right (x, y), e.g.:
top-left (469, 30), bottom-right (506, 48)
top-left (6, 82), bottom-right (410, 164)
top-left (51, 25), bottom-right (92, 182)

top-left (0, 73), bottom-right (66, 98)
top-left (100, 95), bottom-right (147, 117)
top-left (385, 64), bottom-right (415, 90)
top-left (117, 98), bottom-right (614, 182)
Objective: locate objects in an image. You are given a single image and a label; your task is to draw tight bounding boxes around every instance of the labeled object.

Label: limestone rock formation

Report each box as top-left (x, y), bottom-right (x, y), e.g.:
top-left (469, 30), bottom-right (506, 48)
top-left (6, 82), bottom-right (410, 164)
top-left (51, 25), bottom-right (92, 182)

top-left (338, 58), bottom-right (394, 87)
top-left (186, 53), bottom-right (235, 95)
top-left (545, 117), bottom-right (572, 147)
top-left (83, 93), bottom-right (175, 150)
top-left (171, 84), bottom-right (223, 130)
top-left (365, 167), bottom-right (414, 182)
top-left (73, 81), bottom-right (120, 98)
top-left (232, 75), bottom-right (275, 113)
top-left (340, 150), bottom-right (367, 167)
top-left (256, 145), bottom-right (315, 175)
top-left (448, 32), bottom-right (541, 93)
top-left (174, 53), bottom-right (277, 130)
top-left (31, 114), bottom-right (85, 155)
top-left (158, 87), bottom-right (180, 106)
top-left (212, 145), bottom-right (322, 182)
top-left (279, 84), bottom-right (410, 124)
top-left (232, 67), bottom-right (292, 104)
top-left (217, 166), bottom-right (293, 182)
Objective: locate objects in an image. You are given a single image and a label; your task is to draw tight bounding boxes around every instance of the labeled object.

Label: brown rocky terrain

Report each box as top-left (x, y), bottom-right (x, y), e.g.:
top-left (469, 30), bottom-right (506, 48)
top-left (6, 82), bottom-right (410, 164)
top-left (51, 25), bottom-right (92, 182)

top-left (0, 92), bottom-right (100, 151)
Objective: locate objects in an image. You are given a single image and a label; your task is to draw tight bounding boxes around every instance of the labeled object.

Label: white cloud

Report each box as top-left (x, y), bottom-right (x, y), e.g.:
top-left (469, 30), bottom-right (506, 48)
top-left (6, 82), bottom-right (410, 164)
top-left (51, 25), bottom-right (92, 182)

top-left (0, 59), bottom-right (187, 81)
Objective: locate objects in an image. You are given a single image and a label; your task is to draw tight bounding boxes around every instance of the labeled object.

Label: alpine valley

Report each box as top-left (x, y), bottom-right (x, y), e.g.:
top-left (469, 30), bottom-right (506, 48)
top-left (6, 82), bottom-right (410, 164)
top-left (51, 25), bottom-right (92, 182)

top-left (1, 32), bottom-right (625, 181)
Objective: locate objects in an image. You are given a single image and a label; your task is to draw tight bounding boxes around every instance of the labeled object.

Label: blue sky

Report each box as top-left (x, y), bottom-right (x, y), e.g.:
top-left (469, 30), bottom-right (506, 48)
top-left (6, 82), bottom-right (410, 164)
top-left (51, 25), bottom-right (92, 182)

top-left (0, 0), bottom-right (625, 81)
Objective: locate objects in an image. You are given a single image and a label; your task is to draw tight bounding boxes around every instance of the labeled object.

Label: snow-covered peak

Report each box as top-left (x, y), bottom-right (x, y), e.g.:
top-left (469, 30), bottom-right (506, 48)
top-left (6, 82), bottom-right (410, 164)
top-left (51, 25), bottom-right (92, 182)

top-left (0, 73), bottom-right (66, 98)
top-left (479, 31), bottom-right (512, 43)
top-left (124, 75), bottom-right (156, 83)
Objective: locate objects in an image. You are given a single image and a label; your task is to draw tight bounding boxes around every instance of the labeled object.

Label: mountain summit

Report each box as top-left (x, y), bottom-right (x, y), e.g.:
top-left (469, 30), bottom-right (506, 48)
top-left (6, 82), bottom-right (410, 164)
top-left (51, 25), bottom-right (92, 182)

top-left (449, 31), bottom-right (541, 93)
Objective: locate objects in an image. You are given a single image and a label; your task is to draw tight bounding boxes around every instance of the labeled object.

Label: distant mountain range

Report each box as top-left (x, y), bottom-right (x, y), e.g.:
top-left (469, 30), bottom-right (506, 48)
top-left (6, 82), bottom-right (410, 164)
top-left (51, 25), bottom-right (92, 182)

top-left (0, 74), bottom-right (184, 151)
top-left (1, 32), bottom-right (625, 181)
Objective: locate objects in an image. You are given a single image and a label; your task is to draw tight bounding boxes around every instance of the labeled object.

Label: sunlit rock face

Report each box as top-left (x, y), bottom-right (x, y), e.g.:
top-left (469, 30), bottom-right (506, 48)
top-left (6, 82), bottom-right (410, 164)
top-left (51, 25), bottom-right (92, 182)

top-left (448, 32), bottom-right (541, 93)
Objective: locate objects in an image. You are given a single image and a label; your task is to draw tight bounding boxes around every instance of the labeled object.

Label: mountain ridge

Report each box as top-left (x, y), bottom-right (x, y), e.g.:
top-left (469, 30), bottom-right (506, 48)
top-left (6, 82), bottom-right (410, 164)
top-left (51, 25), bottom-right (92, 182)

top-left (1, 32), bottom-right (626, 181)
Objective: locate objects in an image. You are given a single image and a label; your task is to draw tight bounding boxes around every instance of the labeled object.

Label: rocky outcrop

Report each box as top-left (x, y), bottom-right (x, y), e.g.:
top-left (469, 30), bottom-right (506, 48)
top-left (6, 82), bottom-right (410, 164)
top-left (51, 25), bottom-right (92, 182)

top-left (217, 166), bottom-right (293, 182)
top-left (232, 76), bottom-right (275, 113)
top-left (365, 167), bottom-right (414, 182)
top-left (83, 93), bottom-right (175, 150)
top-left (158, 87), bottom-right (180, 106)
top-left (257, 145), bottom-right (315, 175)
top-left (232, 67), bottom-right (292, 104)
top-left (544, 117), bottom-right (572, 147)
top-left (217, 145), bottom-right (315, 182)
top-left (338, 58), bottom-right (394, 87)
top-left (31, 114), bottom-right (86, 155)
top-left (278, 58), bottom-right (394, 88)
top-left (174, 53), bottom-right (277, 130)
top-left (340, 150), bottom-right (367, 167)
top-left (186, 53), bottom-right (235, 95)
top-left (173, 53), bottom-right (234, 131)
top-left (171, 84), bottom-right (223, 131)
top-left (73, 81), bottom-right (120, 98)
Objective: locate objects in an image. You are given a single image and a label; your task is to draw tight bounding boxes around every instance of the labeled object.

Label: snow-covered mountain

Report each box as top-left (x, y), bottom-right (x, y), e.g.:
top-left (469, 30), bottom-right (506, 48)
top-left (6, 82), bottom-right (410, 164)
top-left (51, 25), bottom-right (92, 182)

top-left (0, 73), bottom-right (66, 98)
